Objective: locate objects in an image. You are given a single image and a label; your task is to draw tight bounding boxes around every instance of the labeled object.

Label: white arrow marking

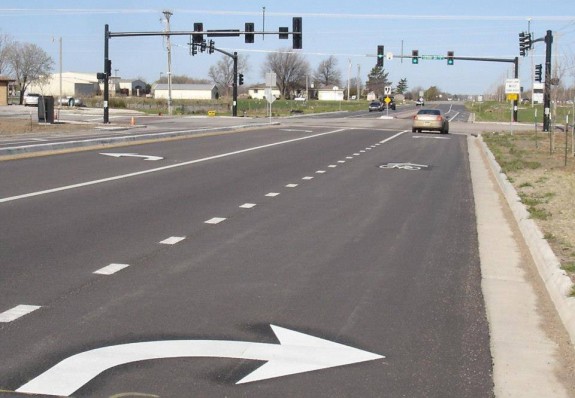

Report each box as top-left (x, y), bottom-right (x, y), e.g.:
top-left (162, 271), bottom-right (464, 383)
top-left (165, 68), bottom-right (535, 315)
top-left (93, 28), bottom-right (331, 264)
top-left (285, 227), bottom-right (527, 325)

top-left (100, 153), bottom-right (164, 161)
top-left (16, 325), bottom-right (383, 396)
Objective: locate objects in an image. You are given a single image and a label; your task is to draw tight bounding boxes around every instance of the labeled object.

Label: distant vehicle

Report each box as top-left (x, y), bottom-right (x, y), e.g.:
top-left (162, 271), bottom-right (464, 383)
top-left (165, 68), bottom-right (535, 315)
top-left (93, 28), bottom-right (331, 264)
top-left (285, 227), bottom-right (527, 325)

top-left (385, 97), bottom-right (396, 110)
top-left (412, 109), bottom-right (449, 134)
top-left (415, 97), bottom-right (425, 106)
top-left (368, 101), bottom-right (384, 112)
top-left (23, 93), bottom-right (40, 106)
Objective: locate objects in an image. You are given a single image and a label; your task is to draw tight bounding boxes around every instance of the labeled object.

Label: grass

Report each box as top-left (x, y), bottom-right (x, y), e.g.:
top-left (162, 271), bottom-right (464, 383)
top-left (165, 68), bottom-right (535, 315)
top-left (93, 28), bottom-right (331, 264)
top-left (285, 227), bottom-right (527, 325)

top-left (466, 100), bottom-right (574, 124)
top-left (82, 96), bottom-right (372, 117)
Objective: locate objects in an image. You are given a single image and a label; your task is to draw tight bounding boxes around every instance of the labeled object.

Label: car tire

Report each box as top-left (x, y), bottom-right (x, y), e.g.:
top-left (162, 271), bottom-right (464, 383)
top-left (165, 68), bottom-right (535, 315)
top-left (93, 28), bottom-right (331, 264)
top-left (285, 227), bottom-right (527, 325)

top-left (412, 128), bottom-right (416, 133)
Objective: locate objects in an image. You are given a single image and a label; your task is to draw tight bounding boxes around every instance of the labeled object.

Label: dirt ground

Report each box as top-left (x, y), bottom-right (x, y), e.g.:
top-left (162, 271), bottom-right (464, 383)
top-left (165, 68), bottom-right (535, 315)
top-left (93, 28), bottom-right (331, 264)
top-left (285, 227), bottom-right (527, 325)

top-left (483, 130), bottom-right (575, 289)
top-left (0, 117), bottom-right (96, 136)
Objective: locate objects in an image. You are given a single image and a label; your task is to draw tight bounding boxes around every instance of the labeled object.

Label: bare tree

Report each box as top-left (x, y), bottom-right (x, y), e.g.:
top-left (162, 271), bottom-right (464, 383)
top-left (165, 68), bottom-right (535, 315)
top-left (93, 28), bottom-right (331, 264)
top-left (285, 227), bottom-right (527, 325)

top-left (0, 34), bottom-right (13, 76)
top-left (6, 42), bottom-right (53, 104)
top-left (208, 54), bottom-right (249, 98)
top-left (262, 49), bottom-right (310, 99)
top-left (314, 55), bottom-right (341, 88)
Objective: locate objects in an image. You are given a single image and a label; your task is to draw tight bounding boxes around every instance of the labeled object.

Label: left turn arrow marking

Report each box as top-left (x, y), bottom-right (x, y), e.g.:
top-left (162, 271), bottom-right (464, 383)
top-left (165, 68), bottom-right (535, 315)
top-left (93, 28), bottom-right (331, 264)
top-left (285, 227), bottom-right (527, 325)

top-left (100, 153), bottom-right (164, 161)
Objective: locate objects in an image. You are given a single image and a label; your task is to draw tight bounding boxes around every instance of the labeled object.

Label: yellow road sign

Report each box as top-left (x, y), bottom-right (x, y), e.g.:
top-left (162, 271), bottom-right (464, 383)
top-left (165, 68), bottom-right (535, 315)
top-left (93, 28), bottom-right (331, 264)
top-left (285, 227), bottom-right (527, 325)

top-left (384, 96), bottom-right (391, 104)
top-left (208, 110), bottom-right (216, 117)
top-left (506, 94), bottom-right (518, 101)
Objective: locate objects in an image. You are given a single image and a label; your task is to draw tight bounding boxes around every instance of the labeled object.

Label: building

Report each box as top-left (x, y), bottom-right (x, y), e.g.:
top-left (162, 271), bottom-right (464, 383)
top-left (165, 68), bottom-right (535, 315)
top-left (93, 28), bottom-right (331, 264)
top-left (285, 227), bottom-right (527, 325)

top-left (248, 86), bottom-right (281, 100)
top-left (154, 84), bottom-right (219, 100)
top-left (317, 87), bottom-right (345, 101)
top-left (117, 79), bottom-right (147, 96)
top-left (27, 72), bottom-right (100, 98)
top-left (0, 76), bottom-right (15, 106)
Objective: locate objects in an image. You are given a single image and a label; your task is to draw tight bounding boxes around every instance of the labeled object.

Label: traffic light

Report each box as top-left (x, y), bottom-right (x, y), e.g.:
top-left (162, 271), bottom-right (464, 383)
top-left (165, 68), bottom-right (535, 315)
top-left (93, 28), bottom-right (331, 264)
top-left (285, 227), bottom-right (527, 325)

top-left (412, 50), bottom-right (419, 64)
top-left (105, 59), bottom-right (112, 76)
top-left (245, 23), bottom-right (254, 43)
top-left (279, 27), bottom-right (289, 39)
top-left (519, 32), bottom-right (532, 57)
top-left (292, 17), bottom-right (302, 49)
top-left (535, 64), bottom-right (542, 82)
top-left (377, 45), bottom-right (384, 67)
top-left (208, 40), bottom-right (215, 54)
top-left (193, 22), bottom-right (203, 44)
top-left (447, 51), bottom-right (454, 65)
top-left (238, 73), bottom-right (244, 85)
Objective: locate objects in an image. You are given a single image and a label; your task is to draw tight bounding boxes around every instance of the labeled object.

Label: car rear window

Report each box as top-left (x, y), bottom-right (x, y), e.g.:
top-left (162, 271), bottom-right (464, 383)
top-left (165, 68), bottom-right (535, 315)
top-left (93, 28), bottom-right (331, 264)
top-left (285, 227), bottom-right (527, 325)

top-left (417, 109), bottom-right (440, 115)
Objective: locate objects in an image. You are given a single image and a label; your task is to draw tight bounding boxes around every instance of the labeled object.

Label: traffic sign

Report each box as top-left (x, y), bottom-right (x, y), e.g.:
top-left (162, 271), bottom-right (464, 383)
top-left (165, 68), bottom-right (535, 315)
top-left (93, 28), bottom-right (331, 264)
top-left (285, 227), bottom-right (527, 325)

top-left (505, 78), bottom-right (521, 94)
top-left (384, 86), bottom-right (391, 95)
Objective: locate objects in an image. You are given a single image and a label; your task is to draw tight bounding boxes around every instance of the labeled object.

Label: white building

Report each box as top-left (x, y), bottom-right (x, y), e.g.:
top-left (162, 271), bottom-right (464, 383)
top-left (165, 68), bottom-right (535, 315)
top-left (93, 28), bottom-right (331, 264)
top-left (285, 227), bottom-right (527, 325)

top-left (248, 86), bottom-right (281, 100)
top-left (28, 72), bottom-right (100, 97)
top-left (154, 84), bottom-right (219, 100)
top-left (117, 79), bottom-right (147, 96)
top-left (317, 87), bottom-right (345, 101)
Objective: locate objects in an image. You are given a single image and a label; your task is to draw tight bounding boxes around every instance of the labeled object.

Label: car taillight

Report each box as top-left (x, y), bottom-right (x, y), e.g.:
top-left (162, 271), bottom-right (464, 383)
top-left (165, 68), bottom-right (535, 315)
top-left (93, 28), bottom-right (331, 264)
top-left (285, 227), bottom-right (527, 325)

top-left (437, 116), bottom-right (443, 121)
top-left (413, 115), bottom-right (418, 120)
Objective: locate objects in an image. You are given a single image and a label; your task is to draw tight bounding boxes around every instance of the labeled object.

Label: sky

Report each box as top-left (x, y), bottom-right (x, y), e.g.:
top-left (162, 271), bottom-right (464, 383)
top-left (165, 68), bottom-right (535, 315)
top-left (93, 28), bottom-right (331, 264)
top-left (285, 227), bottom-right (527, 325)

top-left (1, 1), bottom-right (574, 95)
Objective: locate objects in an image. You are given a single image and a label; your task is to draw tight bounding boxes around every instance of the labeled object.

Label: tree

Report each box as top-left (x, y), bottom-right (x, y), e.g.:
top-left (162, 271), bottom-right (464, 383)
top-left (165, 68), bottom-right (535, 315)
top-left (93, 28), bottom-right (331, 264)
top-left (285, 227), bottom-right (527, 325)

top-left (424, 86), bottom-right (441, 101)
top-left (0, 34), bottom-right (14, 76)
top-left (208, 54), bottom-right (249, 98)
top-left (262, 49), bottom-right (310, 99)
top-left (365, 65), bottom-right (390, 98)
top-left (6, 42), bottom-right (53, 104)
top-left (314, 55), bottom-right (341, 88)
top-left (395, 78), bottom-right (408, 95)
top-left (157, 74), bottom-right (210, 84)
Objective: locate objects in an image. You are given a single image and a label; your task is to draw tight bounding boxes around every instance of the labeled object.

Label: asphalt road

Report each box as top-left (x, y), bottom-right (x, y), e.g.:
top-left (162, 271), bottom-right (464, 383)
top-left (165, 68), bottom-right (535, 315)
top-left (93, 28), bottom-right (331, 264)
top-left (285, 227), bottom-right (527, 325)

top-left (0, 115), bottom-right (493, 396)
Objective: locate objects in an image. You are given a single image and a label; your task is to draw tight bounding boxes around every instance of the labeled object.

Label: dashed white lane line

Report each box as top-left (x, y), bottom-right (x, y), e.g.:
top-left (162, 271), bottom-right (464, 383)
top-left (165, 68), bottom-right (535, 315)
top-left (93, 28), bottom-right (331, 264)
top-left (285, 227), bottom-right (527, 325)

top-left (302, 176), bottom-right (314, 180)
top-left (240, 203), bottom-right (257, 209)
top-left (160, 236), bottom-right (186, 245)
top-left (337, 160), bottom-right (346, 164)
top-left (346, 156), bottom-right (353, 159)
top-left (286, 184), bottom-right (298, 188)
top-left (353, 153), bottom-right (360, 156)
top-left (316, 170), bottom-right (326, 174)
top-left (328, 165), bottom-right (337, 168)
top-left (266, 192), bottom-right (280, 197)
top-left (93, 263), bottom-right (130, 275)
top-left (205, 217), bottom-right (227, 224)
top-left (0, 305), bottom-right (41, 323)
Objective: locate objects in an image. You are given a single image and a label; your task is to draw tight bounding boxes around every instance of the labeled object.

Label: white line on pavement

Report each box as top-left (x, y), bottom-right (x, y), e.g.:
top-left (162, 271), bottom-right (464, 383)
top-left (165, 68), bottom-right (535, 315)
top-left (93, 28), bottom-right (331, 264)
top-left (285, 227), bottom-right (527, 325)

top-left (93, 263), bottom-right (130, 275)
top-left (205, 217), bottom-right (227, 224)
top-left (0, 304), bottom-right (42, 323)
top-left (0, 128), bottom-right (347, 203)
top-left (159, 236), bottom-right (186, 245)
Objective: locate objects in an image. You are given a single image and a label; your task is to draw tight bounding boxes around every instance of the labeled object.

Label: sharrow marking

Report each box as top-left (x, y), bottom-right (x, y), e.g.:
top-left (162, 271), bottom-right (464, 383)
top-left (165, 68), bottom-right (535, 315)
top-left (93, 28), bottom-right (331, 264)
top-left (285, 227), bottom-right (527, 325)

top-left (94, 263), bottom-right (130, 275)
top-left (0, 305), bottom-right (42, 323)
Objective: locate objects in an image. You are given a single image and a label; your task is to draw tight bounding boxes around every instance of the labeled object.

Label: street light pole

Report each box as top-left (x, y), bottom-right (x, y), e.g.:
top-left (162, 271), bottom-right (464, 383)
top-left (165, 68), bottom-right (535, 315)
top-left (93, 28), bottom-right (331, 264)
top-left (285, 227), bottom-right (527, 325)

top-left (163, 10), bottom-right (173, 116)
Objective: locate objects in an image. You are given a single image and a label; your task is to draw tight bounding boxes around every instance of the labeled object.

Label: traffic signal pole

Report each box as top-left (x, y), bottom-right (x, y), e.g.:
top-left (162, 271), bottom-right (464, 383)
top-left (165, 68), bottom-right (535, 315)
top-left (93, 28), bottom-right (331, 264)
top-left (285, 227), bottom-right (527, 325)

top-left (395, 54), bottom-right (520, 121)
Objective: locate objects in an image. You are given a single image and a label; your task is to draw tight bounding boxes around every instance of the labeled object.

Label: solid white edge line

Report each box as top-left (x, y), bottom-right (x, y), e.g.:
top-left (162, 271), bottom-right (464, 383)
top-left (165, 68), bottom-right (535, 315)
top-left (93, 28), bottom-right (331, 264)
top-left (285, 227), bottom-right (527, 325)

top-left (0, 128), bottom-right (348, 203)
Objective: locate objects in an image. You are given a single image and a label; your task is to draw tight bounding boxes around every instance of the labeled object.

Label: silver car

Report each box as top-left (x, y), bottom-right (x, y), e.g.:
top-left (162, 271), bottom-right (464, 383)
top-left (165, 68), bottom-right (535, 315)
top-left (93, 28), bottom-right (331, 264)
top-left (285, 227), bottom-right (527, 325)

top-left (412, 109), bottom-right (449, 134)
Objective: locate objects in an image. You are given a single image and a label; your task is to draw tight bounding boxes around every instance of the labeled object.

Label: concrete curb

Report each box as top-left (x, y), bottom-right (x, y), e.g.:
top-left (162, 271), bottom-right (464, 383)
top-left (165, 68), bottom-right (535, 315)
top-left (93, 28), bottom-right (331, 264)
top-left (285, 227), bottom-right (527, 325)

top-left (0, 122), bottom-right (280, 157)
top-left (478, 136), bottom-right (575, 345)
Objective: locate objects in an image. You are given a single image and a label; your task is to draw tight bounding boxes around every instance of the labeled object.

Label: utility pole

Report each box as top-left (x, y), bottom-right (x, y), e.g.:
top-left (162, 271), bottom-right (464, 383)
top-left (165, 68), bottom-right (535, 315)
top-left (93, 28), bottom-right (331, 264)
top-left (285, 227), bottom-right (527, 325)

top-left (163, 10), bottom-right (173, 116)
top-left (543, 30), bottom-right (553, 132)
